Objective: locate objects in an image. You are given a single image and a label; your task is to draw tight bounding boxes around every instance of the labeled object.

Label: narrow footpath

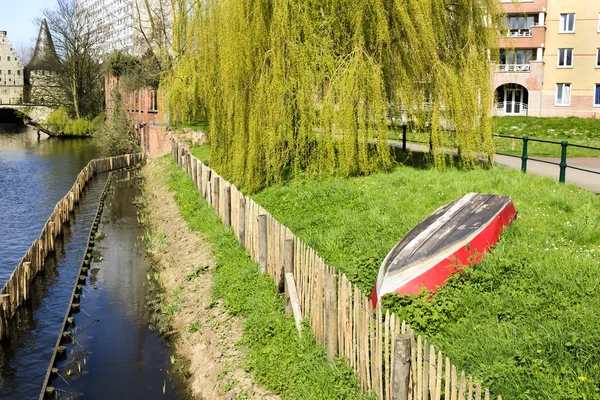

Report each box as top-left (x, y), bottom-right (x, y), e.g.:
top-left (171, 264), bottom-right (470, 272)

top-left (143, 157), bottom-right (279, 400)
top-left (398, 141), bottom-right (600, 192)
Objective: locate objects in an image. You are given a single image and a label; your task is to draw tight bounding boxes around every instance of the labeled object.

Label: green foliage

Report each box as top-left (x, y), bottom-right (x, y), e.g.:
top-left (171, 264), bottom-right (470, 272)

top-left (251, 159), bottom-right (600, 399)
top-left (493, 116), bottom-right (600, 157)
top-left (190, 146), bottom-right (210, 166)
top-left (92, 88), bottom-right (140, 155)
top-left (106, 50), bottom-right (162, 91)
top-left (160, 156), bottom-right (371, 399)
top-left (106, 51), bottom-right (140, 77)
top-left (163, 0), bottom-right (502, 192)
top-left (45, 108), bottom-right (103, 136)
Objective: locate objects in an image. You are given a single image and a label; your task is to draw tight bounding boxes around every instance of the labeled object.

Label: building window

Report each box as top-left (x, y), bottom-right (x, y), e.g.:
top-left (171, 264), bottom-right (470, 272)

top-left (597, 49), bottom-right (600, 68)
top-left (560, 14), bottom-right (575, 33)
top-left (556, 83), bottom-right (571, 106)
top-left (595, 84), bottom-right (600, 106)
top-left (558, 49), bottom-right (573, 67)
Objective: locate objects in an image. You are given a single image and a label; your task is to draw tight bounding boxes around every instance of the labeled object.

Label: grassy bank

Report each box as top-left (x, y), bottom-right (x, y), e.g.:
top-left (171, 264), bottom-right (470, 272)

top-left (192, 144), bottom-right (600, 399)
top-left (493, 116), bottom-right (600, 158)
top-left (162, 155), bottom-right (370, 400)
top-left (388, 116), bottom-right (600, 158)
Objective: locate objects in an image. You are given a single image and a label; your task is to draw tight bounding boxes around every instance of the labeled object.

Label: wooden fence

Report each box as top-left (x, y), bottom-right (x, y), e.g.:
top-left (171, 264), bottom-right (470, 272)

top-left (0, 153), bottom-right (143, 342)
top-left (172, 139), bottom-right (502, 400)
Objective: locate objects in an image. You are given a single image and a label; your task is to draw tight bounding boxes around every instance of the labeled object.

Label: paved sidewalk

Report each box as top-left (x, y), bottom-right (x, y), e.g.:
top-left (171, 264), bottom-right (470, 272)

top-left (393, 140), bottom-right (600, 193)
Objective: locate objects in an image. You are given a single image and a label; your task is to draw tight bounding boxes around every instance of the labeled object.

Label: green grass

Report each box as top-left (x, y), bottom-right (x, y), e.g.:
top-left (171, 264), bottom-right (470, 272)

top-left (248, 161), bottom-right (600, 399)
top-left (157, 156), bottom-right (371, 400)
top-left (170, 121), bottom-right (209, 133)
top-left (493, 116), bottom-right (600, 158)
top-left (388, 117), bottom-right (600, 158)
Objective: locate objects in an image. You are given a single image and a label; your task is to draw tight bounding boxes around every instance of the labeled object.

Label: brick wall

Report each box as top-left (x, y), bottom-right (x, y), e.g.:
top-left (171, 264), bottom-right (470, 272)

top-left (105, 75), bottom-right (171, 158)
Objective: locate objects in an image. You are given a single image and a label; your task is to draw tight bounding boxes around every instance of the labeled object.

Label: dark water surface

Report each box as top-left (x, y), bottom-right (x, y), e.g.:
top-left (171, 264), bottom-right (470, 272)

top-left (0, 124), bottom-right (98, 284)
top-left (50, 172), bottom-right (185, 399)
top-left (0, 122), bottom-right (104, 398)
top-left (0, 174), bottom-right (108, 398)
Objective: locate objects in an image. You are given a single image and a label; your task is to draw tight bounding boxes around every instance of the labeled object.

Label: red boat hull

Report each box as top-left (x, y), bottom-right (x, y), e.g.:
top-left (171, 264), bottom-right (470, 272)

top-left (371, 194), bottom-right (516, 306)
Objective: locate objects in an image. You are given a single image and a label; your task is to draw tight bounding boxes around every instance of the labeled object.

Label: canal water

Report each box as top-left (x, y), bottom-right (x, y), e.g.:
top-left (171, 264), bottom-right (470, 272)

top-left (0, 124), bottom-right (98, 284)
top-left (0, 124), bottom-right (185, 399)
top-left (50, 171), bottom-right (185, 399)
top-left (0, 123), bottom-right (101, 397)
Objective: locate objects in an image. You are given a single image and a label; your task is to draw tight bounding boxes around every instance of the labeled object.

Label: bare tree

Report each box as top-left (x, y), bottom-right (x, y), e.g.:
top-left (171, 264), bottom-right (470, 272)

top-left (15, 44), bottom-right (34, 65)
top-left (131, 0), bottom-right (174, 78)
top-left (39, 0), bottom-right (104, 118)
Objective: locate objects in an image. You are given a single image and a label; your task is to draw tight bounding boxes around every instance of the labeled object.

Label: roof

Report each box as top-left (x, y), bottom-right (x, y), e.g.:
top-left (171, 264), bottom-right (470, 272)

top-left (27, 19), bottom-right (61, 71)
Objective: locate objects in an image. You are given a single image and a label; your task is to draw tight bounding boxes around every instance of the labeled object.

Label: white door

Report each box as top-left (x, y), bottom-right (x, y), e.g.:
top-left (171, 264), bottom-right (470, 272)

top-left (505, 86), bottom-right (522, 115)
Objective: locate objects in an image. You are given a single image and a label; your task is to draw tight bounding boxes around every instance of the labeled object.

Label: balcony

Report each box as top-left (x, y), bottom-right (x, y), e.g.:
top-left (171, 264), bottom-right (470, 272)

top-left (503, 29), bottom-right (533, 38)
top-left (496, 64), bottom-right (531, 73)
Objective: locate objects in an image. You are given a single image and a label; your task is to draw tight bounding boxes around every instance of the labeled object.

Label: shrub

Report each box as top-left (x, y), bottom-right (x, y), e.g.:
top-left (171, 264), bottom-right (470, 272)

top-left (92, 88), bottom-right (139, 155)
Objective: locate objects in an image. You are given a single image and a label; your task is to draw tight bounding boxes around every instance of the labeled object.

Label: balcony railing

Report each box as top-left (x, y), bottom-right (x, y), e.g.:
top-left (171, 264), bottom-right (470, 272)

top-left (496, 64), bottom-right (531, 73)
top-left (504, 29), bottom-right (533, 38)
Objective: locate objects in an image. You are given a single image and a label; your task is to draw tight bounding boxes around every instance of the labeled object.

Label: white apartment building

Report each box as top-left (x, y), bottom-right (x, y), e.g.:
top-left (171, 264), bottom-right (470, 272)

top-left (76, 0), bottom-right (171, 56)
top-left (77, 0), bottom-right (134, 54)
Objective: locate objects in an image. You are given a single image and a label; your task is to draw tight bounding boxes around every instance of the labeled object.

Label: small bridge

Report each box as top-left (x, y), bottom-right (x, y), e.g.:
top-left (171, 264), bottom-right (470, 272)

top-left (0, 104), bottom-right (54, 123)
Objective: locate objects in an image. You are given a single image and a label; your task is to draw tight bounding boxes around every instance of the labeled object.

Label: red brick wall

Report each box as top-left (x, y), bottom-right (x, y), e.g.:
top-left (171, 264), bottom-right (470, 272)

top-left (498, 26), bottom-right (546, 49)
top-left (105, 75), bottom-right (171, 158)
top-left (502, 0), bottom-right (547, 14)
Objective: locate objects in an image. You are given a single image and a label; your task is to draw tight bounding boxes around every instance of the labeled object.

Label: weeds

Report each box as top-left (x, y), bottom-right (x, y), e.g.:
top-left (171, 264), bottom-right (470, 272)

top-left (185, 265), bottom-right (209, 281)
top-left (159, 156), bottom-right (370, 400)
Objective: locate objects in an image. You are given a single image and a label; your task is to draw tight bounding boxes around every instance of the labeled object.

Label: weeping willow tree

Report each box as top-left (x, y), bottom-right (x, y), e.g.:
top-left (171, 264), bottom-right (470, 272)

top-left (162, 0), bottom-right (503, 192)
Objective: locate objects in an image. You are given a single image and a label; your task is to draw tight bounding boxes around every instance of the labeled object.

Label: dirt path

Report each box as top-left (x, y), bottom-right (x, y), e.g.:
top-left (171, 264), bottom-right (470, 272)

top-left (143, 157), bottom-right (278, 400)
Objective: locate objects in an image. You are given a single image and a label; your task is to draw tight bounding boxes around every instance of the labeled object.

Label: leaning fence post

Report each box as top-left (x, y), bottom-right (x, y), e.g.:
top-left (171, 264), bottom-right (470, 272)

top-left (559, 140), bottom-right (568, 184)
top-left (521, 136), bottom-right (529, 173)
top-left (284, 273), bottom-right (303, 336)
top-left (392, 335), bottom-right (412, 400)
top-left (325, 273), bottom-right (338, 362)
top-left (258, 215), bottom-right (267, 274)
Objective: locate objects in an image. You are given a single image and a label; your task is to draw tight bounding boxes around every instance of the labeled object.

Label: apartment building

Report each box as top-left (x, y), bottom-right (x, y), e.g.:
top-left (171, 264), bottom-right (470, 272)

top-left (493, 0), bottom-right (600, 118)
top-left (76, 0), bottom-right (171, 56)
top-left (0, 31), bottom-right (25, 105)
top-left (77, 0), bottom-right (134, 54)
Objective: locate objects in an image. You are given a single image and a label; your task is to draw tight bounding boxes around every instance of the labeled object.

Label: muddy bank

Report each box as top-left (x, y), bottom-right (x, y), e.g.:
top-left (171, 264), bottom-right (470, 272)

top-left (142, 157), bottom-right (278, 400)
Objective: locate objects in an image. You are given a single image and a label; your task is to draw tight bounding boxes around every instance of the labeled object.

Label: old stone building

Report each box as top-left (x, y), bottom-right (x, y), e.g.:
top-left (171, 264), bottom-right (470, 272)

top-left (0, 31), bottom-right (25, 105)
top-left (27, 19), bottom-right (62, 105)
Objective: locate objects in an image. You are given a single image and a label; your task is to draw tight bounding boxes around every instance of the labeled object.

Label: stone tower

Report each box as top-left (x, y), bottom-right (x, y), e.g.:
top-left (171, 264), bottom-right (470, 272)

top-left (0, 31), bottom-right (25, 105)
top-left (27, 19), bottom-right (62, 105)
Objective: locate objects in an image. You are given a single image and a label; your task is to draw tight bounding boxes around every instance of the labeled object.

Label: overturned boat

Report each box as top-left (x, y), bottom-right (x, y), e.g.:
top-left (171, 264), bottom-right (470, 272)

top-left (371, 193), bottom-right (516, 306)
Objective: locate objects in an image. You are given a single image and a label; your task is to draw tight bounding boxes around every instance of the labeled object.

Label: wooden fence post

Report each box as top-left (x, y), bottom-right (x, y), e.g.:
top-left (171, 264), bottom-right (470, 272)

top-left (258, 215), bottom-right (267, 274)
top-left (212, 177), bottom-right (220, 215)
top-left (223, 186), bottom-right (231, 227)
top-left (206, 180), bottom-right (212, 205)
top-left (283, 239), bottom-right (294, 307)
top-left (392, 335), bottom-right (412, 400)
top-left (325, 273), bottom-right (338, 362)
top-left (238, 198), bottom-right (246, 246)
top-left (285, 273), bottom-right (303, 336)
top-left (23, 262), bottom-right (31, 302)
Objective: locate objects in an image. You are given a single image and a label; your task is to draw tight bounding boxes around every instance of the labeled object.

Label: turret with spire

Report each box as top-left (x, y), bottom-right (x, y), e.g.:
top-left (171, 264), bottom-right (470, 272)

top-left (27, 19), bottom-right (62, 105)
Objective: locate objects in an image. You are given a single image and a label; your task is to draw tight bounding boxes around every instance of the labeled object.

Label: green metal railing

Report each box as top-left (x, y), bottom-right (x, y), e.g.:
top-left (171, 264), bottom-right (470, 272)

top-left (493, 134), bottom-right (600, 184)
